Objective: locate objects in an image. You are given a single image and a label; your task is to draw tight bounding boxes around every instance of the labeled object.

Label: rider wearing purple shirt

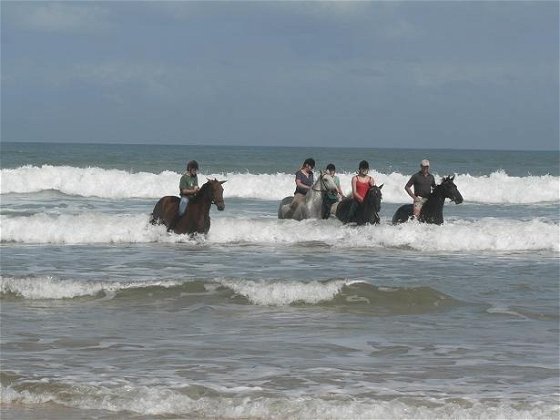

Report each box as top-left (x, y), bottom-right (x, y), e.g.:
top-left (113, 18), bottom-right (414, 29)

top-left (285, 158), bottom-right (315, 218)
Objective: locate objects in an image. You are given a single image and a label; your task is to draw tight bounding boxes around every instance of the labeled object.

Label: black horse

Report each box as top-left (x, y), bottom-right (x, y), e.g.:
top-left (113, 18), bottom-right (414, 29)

top-left (392, 176), bottom-right (463, 225)
top-left (335, 185), bottom-right (383, 225)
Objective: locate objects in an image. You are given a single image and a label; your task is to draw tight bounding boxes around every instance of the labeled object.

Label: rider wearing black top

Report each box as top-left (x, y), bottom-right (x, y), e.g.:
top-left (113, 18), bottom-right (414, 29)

top-left (405, 159), bottom-right (436, 219)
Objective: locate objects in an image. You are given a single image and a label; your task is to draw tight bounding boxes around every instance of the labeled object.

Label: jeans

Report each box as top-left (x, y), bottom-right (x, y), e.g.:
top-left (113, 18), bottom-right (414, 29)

top-left (179, 196), bottom-right (189, 216)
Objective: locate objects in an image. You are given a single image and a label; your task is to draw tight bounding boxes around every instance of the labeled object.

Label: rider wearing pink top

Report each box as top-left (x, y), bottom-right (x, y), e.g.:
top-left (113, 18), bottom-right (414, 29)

top-left (347, 160), bottom-right (376, 220)
top-left (352, 160), bottom-right (375, 203)
top-left (354, 177), bottom-right (372, 202)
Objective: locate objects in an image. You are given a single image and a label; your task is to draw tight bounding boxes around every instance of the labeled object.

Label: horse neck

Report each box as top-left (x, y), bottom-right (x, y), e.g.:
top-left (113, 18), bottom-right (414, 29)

top-left (427, 186), bottom-right (446, 206)
top-left (351, 188), bottom-right (377, 224)
top-left (420, 187), bottom-right (445, 222)
top-left (305, 179), bottom-right (324, 204)
top-left (191, 184), bottom-right (213, 208)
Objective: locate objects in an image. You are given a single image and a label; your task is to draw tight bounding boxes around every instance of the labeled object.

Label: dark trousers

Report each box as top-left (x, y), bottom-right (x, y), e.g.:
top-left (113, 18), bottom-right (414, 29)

top-left (322, 196), bottom-right (337, 219)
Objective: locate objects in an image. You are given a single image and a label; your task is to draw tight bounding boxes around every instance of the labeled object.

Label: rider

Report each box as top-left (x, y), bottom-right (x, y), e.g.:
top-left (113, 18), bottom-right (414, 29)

top-left (347, 160), bottom-right (375, 221)
top-left (286, 158), bottom-right (315, 218)
top-left (405, 159), bottom-right (436, 219)
top-left (322, 163), bottom-right (344, 219)
top-left (169, 160), bottom-right (200, 230)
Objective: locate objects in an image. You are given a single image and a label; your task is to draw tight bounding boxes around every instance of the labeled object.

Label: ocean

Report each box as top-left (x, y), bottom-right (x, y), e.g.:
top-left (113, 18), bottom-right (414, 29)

top-left (1, 142), bottom-right (558, 419)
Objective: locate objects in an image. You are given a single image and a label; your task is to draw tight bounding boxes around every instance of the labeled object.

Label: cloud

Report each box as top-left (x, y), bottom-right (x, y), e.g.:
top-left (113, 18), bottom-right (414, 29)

top-left (10, 2), bottom-right (110, 34)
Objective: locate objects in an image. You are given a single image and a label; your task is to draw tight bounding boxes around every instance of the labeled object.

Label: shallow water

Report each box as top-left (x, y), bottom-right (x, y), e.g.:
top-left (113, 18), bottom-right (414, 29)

top-left (1, 143), bottom-right (559, 419)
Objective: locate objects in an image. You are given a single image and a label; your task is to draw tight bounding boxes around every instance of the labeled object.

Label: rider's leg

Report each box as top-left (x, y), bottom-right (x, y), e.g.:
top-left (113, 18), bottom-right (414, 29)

top-left (322, 197), bottom-right (335, 219)
top-left (169, 196), bottom-right (188, 231)
top-left (285, 193), bottom-right (305, 218)
top-left (412, 197), bottom-right (426, 220)
top-left (346, 199), bottom-right (359, 222)
top-left (179, 196), bottom-right (189, 216)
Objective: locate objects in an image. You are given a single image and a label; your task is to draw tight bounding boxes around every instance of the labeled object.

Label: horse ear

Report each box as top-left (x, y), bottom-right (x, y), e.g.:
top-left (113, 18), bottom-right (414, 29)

top-left (449, 175), bottom-right (455, 181)
top-left (378, 183), bottom-right (384, 189)
top-left (220, 180), bottom-right (227, 184)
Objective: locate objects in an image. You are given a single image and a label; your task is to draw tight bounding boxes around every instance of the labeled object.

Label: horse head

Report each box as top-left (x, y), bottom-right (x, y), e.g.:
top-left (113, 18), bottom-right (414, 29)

top-left (364, 184), bottom-right (383, 224)
top-left (440, 176), bottom-right (463, 204)
top-left (315, 171), bottom-right (338, 193)
top-left (206, 178), bottom-right (226, 211)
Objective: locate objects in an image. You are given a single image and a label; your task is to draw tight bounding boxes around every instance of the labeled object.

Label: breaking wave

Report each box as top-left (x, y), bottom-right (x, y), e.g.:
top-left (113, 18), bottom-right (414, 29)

top-left (1, 214), bottom-right (558, 252)
top-left (2, 165), bottom-right (558, 203)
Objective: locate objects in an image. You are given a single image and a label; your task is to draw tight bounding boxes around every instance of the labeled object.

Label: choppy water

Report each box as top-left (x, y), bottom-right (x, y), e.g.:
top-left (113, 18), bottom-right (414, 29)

top-left (1, 142), bottom-right (559, 419)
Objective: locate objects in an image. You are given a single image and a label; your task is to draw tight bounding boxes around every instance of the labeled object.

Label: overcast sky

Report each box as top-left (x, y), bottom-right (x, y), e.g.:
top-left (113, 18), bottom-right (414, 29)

top-left (1, 1), bottom-right (558, 150)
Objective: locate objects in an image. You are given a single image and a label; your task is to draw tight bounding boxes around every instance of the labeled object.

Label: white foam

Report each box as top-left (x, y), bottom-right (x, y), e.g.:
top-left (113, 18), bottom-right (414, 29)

top-left (218, 278), bottom-right (349, 306)
top-left (1, 214), bottom-right (558, 252)
top-left (2, 165), bottom-right (558, 203)
top-left (0, 275), bottom-right (182, 300)
top-left (1, 384), bottom-right (557, 419)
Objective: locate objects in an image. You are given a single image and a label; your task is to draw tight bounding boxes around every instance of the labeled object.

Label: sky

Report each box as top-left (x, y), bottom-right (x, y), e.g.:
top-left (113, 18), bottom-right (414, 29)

top-left (1, 1), bottom-right (558, 151)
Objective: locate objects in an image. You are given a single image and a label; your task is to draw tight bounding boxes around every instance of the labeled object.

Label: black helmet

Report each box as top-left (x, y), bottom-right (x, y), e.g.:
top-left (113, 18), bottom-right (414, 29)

top-left (187, 160), bottom-right (199, 171)
top-left (359, 160), bottom-right (369, 170)
top-left (303, 158), bottom-right (315, 168)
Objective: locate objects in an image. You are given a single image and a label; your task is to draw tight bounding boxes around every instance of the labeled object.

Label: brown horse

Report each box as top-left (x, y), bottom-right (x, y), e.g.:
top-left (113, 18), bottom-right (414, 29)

top-left (151, 179), bottom-right (226, 235)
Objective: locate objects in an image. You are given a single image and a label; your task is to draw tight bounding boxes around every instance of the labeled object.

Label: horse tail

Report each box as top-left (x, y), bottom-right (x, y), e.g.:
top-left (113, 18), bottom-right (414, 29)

top-left (278, 196), bottom-right (294, 219)
top-left (392, 204), bottom-right (413, 224)
top-left (150, 198), bottom-right (164, 225)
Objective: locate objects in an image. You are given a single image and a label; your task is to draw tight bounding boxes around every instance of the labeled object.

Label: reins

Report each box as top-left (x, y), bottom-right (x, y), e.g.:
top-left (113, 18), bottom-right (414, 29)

top-left (311, 173), bottom-right (330, 192)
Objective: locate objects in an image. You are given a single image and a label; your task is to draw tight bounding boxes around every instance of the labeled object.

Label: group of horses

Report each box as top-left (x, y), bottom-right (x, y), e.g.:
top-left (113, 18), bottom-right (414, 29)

top-left (150, 174), bottom-right (463, 235)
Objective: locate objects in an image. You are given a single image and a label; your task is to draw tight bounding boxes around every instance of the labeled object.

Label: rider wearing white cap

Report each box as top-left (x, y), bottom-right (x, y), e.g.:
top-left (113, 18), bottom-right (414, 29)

top-left (405, 159), bottom-right (436, 219)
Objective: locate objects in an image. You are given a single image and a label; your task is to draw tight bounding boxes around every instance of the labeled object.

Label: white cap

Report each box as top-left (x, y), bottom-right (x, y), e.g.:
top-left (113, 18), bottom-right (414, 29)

top-left (420, 159), bottom-right (430, 167)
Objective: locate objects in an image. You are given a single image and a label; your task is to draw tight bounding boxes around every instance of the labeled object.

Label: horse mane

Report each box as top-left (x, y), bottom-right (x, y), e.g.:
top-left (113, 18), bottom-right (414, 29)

top-left (189, 179), bottom-right (213, 203)
top-left (432, 176), bottom-right (453, 193)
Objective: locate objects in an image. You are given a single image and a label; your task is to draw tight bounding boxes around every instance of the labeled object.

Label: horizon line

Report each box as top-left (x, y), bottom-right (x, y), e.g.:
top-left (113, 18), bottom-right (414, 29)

top-left (1, 139), bottom-right (558, 153)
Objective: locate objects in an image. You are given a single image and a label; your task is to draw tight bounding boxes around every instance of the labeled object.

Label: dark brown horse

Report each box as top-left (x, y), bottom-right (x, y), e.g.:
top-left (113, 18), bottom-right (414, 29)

top-left (151, 179), bottom-right (226, 235)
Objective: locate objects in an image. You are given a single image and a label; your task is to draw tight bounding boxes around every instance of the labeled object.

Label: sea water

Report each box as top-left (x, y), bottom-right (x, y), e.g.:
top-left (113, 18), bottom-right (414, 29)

top-left (1, 142), bottom-right (558, 419)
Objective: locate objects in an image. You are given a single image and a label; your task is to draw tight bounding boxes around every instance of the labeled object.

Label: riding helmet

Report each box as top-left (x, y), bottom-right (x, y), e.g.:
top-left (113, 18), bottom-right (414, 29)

top-left (303, 158), bottom-right (315, 169)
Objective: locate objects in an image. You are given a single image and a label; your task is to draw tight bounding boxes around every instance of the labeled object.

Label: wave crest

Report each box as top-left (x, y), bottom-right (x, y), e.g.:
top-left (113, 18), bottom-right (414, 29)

top-left (1, 214), bottom-right (558, 252)
top-left (2, 165), bottom-right (558, 203)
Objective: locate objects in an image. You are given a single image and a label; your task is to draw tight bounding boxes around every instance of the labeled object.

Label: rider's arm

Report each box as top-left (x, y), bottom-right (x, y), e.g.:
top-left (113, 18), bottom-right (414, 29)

top-left (295, 172), bottom-right (311, 193)
top-left (337, 185), bottom-right (345, 198)
top-left (405, 176), bottom-right (416, 200)
top-left (334, 177), bottom-right (344, 197)
top-left (181, 186), bottom-right (199, 196)
top-left (180, 177), bottom-right (199, 197)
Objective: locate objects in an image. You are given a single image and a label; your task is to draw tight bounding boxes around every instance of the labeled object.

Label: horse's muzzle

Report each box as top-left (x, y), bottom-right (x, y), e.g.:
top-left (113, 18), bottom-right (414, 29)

top-left (453, 194), bottom-right (464, 204)
top-left (215, 202), bottom-right (225, 211)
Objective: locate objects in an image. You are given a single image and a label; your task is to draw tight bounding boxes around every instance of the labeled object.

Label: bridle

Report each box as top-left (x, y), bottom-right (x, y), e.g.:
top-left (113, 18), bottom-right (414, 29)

top-left (311, 172), bottom-right (331, 193)
top-left (210, 183), bottom-right (224, 206)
